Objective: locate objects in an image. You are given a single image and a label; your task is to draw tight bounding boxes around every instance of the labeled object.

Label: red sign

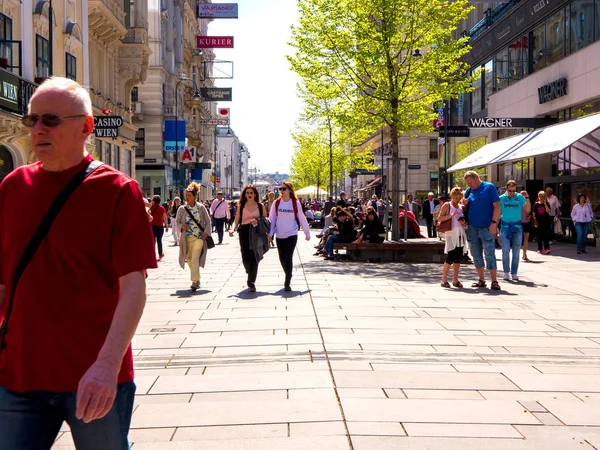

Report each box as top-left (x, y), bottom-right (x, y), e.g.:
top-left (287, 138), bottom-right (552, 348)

top-left (216, 177), bottom-right (221, 183)
top-left (196, 36), bottom-right (234, 49)
top-left (102, 108), bottom-right (112, 115)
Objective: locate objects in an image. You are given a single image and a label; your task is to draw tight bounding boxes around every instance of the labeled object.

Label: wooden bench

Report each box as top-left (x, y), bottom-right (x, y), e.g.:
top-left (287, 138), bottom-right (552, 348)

top-left (332, 240), bottom-right (445, 263)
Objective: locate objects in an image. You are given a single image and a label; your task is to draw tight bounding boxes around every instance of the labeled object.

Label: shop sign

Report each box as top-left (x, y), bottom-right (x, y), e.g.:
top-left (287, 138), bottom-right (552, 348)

top-left (197, 3), bottom-right (238, 19)
top-left (439, 126), bottom-right (470, 137)
top-left (0, 69), bottom-right (19, 113)
top-left (93, 116), bottom-right (124, 138)
top-left (469, 117), bottom-right (557, 128)
top-left (200, 87), bottom-right (232, 102)
top-left (538, 78), bottom-right (567, 104)
top-left (196, 36), bottom-right (234, 49)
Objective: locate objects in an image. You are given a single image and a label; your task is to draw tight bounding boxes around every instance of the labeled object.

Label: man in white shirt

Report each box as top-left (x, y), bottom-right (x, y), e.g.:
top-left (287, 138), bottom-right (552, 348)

top-left (422, 192), bottom-right (439, 238)
top-left (210, 192), bottom-right (230, 244)
top-left (545, 187), bottom-right (561, 242)
top-left (406, 194), bottom-right (421, 219)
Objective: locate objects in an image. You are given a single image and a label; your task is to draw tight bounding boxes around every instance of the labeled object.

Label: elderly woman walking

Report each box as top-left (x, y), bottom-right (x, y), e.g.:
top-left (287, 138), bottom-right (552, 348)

top-left (176, 182), bottom-right (212, 291)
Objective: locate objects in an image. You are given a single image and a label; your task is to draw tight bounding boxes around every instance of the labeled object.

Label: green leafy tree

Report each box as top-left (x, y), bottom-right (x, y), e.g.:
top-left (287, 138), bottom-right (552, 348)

top-left (289, 0), bottom-right (477, 239)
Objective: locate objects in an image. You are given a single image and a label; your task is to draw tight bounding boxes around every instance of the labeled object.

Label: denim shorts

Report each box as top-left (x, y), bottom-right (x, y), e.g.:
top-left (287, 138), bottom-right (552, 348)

top-left (0, 381), bottom-right (135, 450)
top-left (466, 225), bottom-right (497, 270)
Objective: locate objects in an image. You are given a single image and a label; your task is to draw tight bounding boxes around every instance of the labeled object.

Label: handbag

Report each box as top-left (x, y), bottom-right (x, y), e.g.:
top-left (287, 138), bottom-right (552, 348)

top-left (436, 204), bottom-right (452, 233)
top-left (553, 216), bottom-right (563, 235)
top-left (0, 160), bottom-right (104, 353)
top-left (185, 206), bottom-right (215, 249)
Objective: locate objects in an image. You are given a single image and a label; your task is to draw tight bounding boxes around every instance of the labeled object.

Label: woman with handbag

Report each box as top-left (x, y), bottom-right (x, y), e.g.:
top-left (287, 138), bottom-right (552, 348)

top-left (229, 185), bottom-right (269, 292)
top-left (439, 187), bottom-right (468, 288)
top-left (176, 182), bottom-right (212, 291)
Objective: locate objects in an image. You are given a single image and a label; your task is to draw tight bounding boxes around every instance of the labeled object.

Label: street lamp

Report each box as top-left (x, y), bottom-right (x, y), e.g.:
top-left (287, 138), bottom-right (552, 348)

top-left (175, 77), bottom-right (201, 198)
top-left (229, 139), bottom-right (237, 198)
top-left (218, 149), bottom-right (227, 195)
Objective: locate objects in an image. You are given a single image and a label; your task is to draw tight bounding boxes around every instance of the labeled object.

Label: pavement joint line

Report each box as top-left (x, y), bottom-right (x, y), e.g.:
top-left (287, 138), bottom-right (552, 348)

top-left (297, 246), bottom-right (354, 450)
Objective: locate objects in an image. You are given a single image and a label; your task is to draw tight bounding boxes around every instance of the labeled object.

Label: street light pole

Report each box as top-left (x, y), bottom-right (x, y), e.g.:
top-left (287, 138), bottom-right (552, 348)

top-left (230, 139), bottom-right (236, 198)
top-left (175, 78), bottom-right (201, 198)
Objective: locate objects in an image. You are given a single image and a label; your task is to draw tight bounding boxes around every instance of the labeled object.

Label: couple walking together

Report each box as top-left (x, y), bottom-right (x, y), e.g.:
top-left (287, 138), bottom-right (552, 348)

top-left (229, 182), bottom-right (311, 292)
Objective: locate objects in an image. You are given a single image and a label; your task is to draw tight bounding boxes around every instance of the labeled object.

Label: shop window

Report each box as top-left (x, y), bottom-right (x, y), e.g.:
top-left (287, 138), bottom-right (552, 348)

top-left (0, 13), bottom-right (13, 63)
top-left (65, 52), bottom-right (76, 81)
top-left (508, 35), bottom-right (528, 83)
top-left (430, 172), bottom-right (439, 192)
top-left (471, 69), bottom-right (482, 114)
top-left (494, 48), bottom-right (509, 91)
top-left (429, 139), bottom-right (438, 159)
top-left (35, 35), bottom-right (49, 78)
top-left (135, 128), bottom-right (145, 157)
top-left (484, 60), bottom-right (493, 108)
top-left (124, 0), bottom-right (135, 27)
top-left (570, 0), bottom-right (594, 53)
top-left (533, 23), bottom-right (546, 71)
top-left (547, 9), bottom-right (566, 64)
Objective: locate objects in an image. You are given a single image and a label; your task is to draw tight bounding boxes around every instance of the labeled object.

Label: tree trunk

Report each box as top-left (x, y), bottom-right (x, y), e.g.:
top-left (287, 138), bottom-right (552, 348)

top-left (328, 119), bottom-right (333, 198)
top-left (390, 123), bottom-right (401, 241)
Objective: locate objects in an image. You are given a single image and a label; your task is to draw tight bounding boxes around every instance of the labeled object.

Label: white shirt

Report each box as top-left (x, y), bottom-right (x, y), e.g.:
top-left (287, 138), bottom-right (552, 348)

top-left (547, 195), bottom-right (561, 216)
top-left (269, 199), bottom-right (311, 240)
top-left (571, 203), bottom-right (594, 223)
top-left (210, 198), bottom-right (230, 219)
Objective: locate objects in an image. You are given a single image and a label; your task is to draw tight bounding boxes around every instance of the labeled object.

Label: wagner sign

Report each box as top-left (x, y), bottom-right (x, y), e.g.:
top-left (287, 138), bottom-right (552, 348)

top-left (93, 116), bottom-right (124, 138)
top-left (538, 78), bottom-right (567, 104)
top-left (469, 117), bottom-right (557, 128)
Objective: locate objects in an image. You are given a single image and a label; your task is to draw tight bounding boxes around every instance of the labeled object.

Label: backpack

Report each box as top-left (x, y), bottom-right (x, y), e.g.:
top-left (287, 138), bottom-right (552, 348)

top-left (275, 198), bottom-right (300, 227)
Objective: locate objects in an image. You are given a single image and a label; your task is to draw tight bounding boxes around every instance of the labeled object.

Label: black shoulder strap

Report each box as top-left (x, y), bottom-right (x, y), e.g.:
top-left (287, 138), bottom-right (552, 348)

top-left (0, 160), bottom-right (104, 352)
top-left (185, 205), bottom-right (205, 233)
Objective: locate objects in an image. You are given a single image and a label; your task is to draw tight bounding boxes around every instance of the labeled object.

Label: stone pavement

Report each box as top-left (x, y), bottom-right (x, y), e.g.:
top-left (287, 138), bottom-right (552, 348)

top-left (54, 230), bottom-right (600, 449)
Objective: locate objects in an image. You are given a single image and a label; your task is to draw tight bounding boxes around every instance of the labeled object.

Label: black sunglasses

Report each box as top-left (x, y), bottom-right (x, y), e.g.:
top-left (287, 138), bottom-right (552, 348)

top-left (279, 187), bottom-right (287, 191)
top-left (22, 113), bottom-right (88, 128)
top-left (507, 189), bottom-right (517, 193)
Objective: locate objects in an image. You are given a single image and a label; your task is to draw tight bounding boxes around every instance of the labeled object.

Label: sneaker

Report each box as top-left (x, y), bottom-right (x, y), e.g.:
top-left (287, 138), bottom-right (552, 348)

top-left (545, 249), bottom-right (551, 254)
top-left (503, 273), bottom-right (510, 280)
top-left (511, 274), bottom-right (519, 281)
top-left (284, 285), bottom-right (292, 292)
top-left (160, 253), bottom-right (165, 259)
top-left (537, 250), bottom-right (542, 254)
top-left (577, 250), bottom-right (582, 254)
top-left (190, 282), bottom-right (200, 292)
top-left (582, 249), bottom-right (588, 254)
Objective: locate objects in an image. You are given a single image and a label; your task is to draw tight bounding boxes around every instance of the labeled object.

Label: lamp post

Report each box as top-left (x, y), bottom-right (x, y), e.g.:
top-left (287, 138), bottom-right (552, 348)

top-left (175, 77), bottom-right (201, 198)
top-left (230, 139), bottom-right (237, 198)
top-left (218, 149), bottom-right (227, 195)
top-left (49, 0), bottom-right (53, 76)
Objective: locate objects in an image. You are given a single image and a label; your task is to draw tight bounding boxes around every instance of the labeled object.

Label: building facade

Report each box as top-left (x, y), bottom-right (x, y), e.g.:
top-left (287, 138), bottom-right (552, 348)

top-left (134, 0), bottom-right (216, 201)
top-left (215, 126), bottom-right (248, 198)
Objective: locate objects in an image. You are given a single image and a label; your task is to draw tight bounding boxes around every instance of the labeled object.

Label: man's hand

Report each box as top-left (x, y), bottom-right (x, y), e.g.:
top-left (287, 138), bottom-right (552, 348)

top-left (305, 236), bottom-right (310, 241)
top-left (462, 198), bottom-right (469, 206)
top-left (76, 360), bottom-right (119, 423)
top-left (489, 224), bottom-right (498, 237)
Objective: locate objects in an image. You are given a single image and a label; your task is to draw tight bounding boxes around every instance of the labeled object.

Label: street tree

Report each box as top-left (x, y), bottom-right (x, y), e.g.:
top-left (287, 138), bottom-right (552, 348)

top-left (289, 0), bottom-right (477, 239)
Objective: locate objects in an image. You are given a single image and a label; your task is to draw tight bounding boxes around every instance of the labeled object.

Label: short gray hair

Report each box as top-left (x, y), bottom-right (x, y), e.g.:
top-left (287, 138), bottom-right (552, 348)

top-left (29, 76), bottom-right (93, 115)
top-left (464, 170), bottom-right (480, 180)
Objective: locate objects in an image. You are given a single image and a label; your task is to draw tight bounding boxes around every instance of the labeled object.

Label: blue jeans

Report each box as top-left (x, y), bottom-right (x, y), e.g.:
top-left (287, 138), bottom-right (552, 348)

top-left (324, 234), bottom-right (341, 257)
top-left (214, 217), bottom-right (226, 243)
top-left (501, 226), bottom-right (522, 275)
top-left (466, 225), bottom-right (497, 270)
top-left (0, 382), bottom-right (135, 450)
top-left (575, 222), bottom-right (589, 251)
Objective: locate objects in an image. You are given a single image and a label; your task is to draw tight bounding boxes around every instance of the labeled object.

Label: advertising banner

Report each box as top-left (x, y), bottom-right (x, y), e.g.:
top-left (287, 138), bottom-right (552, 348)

top-left (197, 3), bottom-right (238, 19)
top-left (164, 120), bottom-right (186, 152)
top-left (200, 87), bottom-right (232, 101)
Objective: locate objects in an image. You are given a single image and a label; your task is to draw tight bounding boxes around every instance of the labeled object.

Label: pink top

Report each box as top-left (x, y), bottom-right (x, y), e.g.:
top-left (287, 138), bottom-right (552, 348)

top-left (241, 203), bottom-right (261, 224)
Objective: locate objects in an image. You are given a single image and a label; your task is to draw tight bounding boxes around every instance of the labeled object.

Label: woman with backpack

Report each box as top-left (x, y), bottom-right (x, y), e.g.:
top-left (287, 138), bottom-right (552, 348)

top-left (269, 182), bottom-right (311, 291)
top-left (229, 185), bottom-right (269, 292)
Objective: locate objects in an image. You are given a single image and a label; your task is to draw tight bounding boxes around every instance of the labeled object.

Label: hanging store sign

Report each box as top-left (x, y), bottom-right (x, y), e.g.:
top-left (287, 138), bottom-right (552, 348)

top-left (197, 3), bottom-right (238, 19)
top-left (200, 119), bottom-right (229, 126)
top-left (196, 36), bottom-right (234, 49)
top-left (438, 126), bottom-right (470, 137)
top-left (469, 117), bottom-right (557, 128)
top-left (538, 78), bottom-right (567, 105)
top-left (93, 116), bottom-right (123, 138)
top-left (0, 69), bottom-right (19, 112)
top-left (199, 87), bottom-right (232, 102)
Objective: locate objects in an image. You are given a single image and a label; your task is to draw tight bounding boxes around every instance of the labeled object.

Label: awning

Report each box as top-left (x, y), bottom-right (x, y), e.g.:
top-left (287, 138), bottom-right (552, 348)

top-left (448, 113), bottom-right (600, 172)
top-left (367, 176), bottom-right (382, 187)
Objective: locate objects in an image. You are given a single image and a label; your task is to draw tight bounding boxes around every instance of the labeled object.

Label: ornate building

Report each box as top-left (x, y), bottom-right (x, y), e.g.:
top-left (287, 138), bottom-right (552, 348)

top-left (134, 0), bottom-right (216, 200)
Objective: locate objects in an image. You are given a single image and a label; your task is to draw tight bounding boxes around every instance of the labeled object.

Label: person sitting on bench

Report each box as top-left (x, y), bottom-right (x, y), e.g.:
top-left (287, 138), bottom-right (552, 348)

top-left (399, 205), bottom-right (426, 239)
top-left (353, 211), bottom-right (386, 244)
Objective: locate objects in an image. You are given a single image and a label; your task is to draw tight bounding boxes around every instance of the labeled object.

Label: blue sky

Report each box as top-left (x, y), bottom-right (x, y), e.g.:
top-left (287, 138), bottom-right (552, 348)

top-left (208, 0), bottom-right (302, 174)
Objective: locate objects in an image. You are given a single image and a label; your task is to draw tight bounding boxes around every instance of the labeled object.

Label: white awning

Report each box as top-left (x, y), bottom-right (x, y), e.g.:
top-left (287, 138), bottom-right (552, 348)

top-left (448, 112), bottom-right (600, 172)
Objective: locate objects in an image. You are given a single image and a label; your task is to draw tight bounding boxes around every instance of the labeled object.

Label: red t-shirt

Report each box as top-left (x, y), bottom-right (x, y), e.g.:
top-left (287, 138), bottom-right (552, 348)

top-left (150, 205), bottom-right (166, 227)
top-left (0, 154), bottom-right (158, 393)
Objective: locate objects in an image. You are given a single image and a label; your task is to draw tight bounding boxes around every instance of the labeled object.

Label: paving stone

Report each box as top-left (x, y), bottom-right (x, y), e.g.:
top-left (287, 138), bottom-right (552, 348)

top-left (132, 436), bottom-right (351, 450)
top-left (289, 421), bottom-right (347, 436)
top-left (173, 424), bottom-right (287, 440)
top-left (347, 421), bottom-right (406, 436)
top-left (403, 423), bottom-right (523, 438)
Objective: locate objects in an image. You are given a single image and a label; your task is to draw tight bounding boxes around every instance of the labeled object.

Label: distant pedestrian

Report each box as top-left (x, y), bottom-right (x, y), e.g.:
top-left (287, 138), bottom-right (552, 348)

top-left (439, 187), bottom-right (468, 288)
top-left (422, 192), bottom-right (439, 238)
top-left (210, 192), bottom-right (230, 245)
top-left (150, 195), bottom-right (169, 260)
top-left (269, 182), bottom-right (311, 291)
top-left (177, 182), bottom-right (211, 291)
top-left (229, 185), bottom-right (269, 292)
top-left (0, 76), bottom-right (156, 448)
top-left (463, 170), bottom-right (501, 290)
top-left (337, 191), bottom-right (349, 208)
top-left (520, 191), bottom-right (532, 261)
top-left (499, 180), bottom-right (529, 281)
top-left (571, 193), bottom-right (594, 254)
top-left (533, 191), bottom-right (552, 254)
top-left (170, 197), bottom-right (181, 245)
top-left (324, 196), bottom-right (336, 216)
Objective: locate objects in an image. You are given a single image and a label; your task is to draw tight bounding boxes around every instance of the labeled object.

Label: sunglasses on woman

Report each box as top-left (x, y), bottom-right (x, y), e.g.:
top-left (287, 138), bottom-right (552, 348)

top-left (21, 114), bottom-right (88, 128)
top-left (279, 187), bottom-right (287, 191)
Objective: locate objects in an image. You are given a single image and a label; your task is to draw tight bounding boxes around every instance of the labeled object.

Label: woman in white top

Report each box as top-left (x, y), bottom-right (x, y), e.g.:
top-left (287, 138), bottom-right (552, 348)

top-left (269, 181), bottom-right (311, 291)
top-left (438, 187), bottom-right (469, 288)
top-left (571, 193), bottom-right (594, 254)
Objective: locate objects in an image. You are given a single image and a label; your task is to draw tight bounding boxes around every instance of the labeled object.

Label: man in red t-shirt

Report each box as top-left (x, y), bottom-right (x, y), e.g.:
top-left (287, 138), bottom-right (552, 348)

top-left (0, 77), bottom-right (157, 449)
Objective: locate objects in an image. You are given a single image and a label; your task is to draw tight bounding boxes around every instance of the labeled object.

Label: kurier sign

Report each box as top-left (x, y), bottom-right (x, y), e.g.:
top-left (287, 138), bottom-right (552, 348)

top-left (469, 117), bottom-right (557, 128)
top-left (93, 116), bottom-right (124, 138)
top-left (197, 3), bottom-right (238, 19)
top-left (538, 78), bottom-right (567, 105)
top-left (196, 36), bottom-right (234, 49)
top-left (200, 87), bottom-right (232, 102)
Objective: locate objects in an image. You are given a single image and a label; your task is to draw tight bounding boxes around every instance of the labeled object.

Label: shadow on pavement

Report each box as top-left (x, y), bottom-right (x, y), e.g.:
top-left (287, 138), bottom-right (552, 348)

top-left (170, 289), bottom-right (212, 298)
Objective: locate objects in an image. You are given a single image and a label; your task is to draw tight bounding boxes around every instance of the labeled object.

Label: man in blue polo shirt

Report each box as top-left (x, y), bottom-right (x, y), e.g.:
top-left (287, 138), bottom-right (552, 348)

top-left (463, 170), bottom-right (501, 290)
top-left (499, 180), bottom-right (529, 281)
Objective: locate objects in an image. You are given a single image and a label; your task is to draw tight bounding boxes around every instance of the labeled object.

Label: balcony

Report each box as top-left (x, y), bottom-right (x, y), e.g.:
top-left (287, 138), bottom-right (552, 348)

top-left (0, 68), bottom-right (38, 116)
top-left (466, 0), bottom-right (520, 42)
top-left (88, 0), bottom-right (127, 44)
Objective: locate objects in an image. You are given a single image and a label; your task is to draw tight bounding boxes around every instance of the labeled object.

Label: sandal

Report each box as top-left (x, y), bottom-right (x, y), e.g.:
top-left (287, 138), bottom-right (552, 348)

top-left (490, 281), bottom-right (501, 291)
top-left (440, 281), bottom-right (451, 288)
top-left (452, 281), bottom-right (463, 288)
top-left (471, 279), bottom-right (487, 288)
